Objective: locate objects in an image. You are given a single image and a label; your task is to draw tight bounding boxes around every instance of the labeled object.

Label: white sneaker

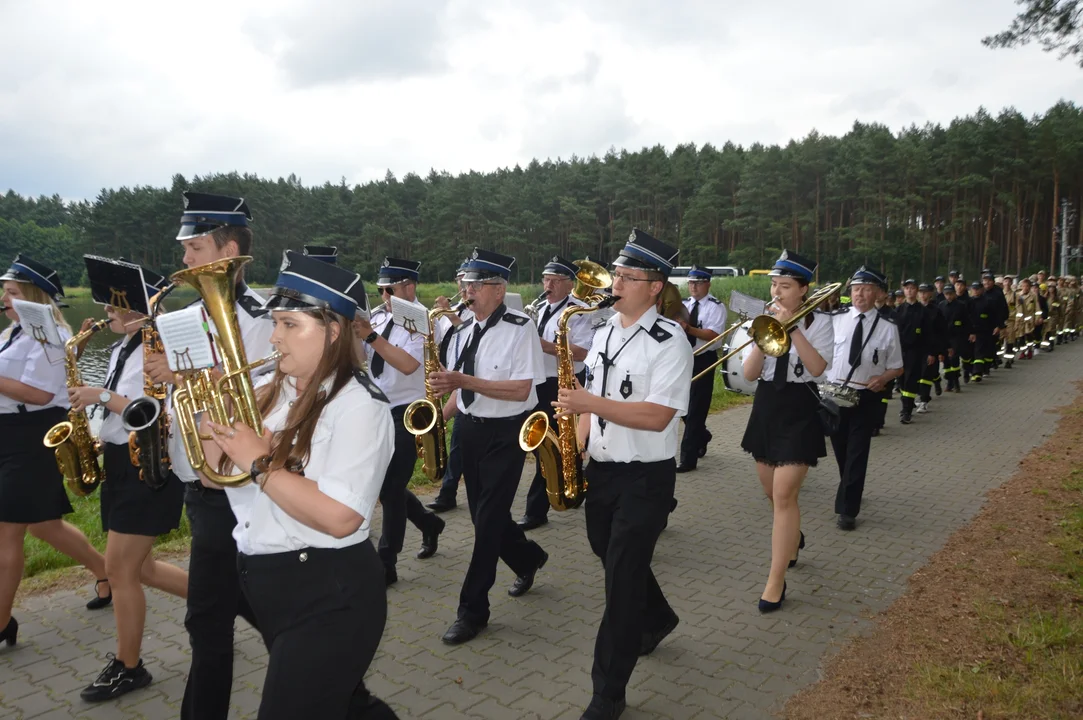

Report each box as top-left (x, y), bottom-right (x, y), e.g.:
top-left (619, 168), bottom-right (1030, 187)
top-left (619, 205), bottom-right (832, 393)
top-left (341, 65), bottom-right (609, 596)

top-left (915, 401), bottom-right (929, 414)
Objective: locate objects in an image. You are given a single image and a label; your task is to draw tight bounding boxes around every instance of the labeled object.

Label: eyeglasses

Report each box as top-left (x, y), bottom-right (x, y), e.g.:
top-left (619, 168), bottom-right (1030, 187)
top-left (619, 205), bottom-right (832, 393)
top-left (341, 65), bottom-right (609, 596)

top-left (610, 271), bottom-right (655, 284)
top-left (380, 287), bottom-right (395, 296)
top-left (462, 280), bottom-right (504, 290)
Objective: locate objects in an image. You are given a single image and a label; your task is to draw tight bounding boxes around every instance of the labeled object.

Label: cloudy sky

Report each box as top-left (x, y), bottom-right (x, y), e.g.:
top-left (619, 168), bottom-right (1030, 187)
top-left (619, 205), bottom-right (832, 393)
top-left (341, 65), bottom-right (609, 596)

top-left (1, 0), bottom-right (1080, 201)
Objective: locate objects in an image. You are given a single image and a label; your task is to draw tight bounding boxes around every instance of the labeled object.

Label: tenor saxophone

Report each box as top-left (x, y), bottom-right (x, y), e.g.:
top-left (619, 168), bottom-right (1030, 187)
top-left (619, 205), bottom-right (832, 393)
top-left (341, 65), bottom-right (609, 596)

top-left (122, 289), bottom-right (173, 490)
top-left (43, 320), bottom-right (110, 497)
top-left (519, 259), bottom-right (613, 511)
top-left (403, 301), bottom-right (472, 481)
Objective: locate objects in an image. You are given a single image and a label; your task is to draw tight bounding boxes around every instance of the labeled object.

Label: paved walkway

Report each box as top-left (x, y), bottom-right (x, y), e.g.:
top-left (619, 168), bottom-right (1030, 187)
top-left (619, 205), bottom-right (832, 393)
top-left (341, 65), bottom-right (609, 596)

top-left (3, 345), bottom-right (1082, 720)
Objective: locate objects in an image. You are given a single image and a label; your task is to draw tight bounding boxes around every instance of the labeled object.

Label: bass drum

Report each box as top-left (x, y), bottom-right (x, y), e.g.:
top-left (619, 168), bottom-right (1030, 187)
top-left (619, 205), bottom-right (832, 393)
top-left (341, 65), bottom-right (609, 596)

top-left (719, 324), bottom-right (758, 395)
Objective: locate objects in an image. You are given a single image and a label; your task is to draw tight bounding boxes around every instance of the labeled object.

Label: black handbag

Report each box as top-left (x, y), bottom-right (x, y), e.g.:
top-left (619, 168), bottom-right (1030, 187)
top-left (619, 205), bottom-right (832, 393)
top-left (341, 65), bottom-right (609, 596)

top-left (815, 314), bottom-right (879, 436)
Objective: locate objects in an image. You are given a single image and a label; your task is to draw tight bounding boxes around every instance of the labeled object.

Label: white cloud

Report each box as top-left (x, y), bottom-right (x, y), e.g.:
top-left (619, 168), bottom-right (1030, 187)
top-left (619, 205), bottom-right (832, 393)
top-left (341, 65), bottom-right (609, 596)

top-left (0, 0), bottom-right (1080, 200)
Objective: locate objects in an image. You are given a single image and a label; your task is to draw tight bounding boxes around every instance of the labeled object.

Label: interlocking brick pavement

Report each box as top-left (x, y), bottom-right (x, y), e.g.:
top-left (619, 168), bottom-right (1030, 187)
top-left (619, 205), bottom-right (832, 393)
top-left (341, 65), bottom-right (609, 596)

top-left (2, 345), bottom-right (1081, 719)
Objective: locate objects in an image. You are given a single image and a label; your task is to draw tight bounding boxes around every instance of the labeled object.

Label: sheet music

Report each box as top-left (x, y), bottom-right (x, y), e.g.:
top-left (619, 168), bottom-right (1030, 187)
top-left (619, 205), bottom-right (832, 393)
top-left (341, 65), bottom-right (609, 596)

top-left (13, 299), bottom-right (63, 347)
top-left (729, 290), bottom-right (766, 319)
top-left (156, 305), bottom-right (219, 372)
top-left (505, 292), bottom-right (524, 313)
top-left (390, 295), bottom-right (429, 335)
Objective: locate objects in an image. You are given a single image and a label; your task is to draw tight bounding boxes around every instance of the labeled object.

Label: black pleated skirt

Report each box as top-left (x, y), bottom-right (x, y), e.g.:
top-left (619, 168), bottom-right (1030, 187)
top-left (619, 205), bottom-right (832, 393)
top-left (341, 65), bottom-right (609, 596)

top-left (100, 443), bottom-right (184, 537)
top-left (740, 380), bottom-right (827, 467)
top-left (0, 407), bottom-right (74, 524)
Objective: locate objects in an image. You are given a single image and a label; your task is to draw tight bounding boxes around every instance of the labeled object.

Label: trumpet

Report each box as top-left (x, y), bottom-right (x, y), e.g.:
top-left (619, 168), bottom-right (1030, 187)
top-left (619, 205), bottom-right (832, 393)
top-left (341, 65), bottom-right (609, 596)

top-left (524, 291), bottom-right (550, 323)
top-left (691, 282), bottom-right (843, 382)
top-left (692, 313), bottom-right (751, 357)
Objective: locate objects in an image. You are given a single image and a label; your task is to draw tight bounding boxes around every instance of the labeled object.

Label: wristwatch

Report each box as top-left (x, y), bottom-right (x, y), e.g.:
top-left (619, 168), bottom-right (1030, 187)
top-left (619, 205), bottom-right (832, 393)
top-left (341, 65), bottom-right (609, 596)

top-left (98, 390), bottom-right (112, 404)
top-left (363, 331), bottom-right (379, 344)
top-left (250, 455), bottom-right (273, 488)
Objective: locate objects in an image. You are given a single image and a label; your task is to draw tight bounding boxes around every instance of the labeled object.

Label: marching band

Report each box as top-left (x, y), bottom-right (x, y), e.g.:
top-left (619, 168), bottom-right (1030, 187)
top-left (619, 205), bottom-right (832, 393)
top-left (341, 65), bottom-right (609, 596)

top-left (0, 191), bottom-right (1080, 720)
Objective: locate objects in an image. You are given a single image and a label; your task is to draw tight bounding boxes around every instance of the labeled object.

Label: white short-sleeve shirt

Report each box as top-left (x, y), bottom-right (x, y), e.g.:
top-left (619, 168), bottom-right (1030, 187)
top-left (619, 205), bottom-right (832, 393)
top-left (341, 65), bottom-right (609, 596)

top-left (682, 294), bottom-right (727, 351)
top-left (98, 334), bottom-right (146, 445)
top-left (757, 311), bottom-right (835, 383)
top-left (451, 305), bottom-right (544, 418)
top-left (364, 307), bottom-right (426, 408)
top-left (828, 307), bottom-right (904, 387)
top-left (0, 324), bottom-right (70, 413)
top-left (536, 295), bottom-right (595, 377)
top-left (227, 373), bottom-right (394, 555)
top-left (583, 307), bottom-right (693, 463)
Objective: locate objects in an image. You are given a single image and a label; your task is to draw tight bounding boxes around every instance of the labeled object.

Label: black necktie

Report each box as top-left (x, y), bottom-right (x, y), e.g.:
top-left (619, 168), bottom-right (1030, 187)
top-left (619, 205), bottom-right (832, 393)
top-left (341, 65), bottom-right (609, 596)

top-left (687, 300), bottom-right (700, 346)
top-left (369, 319), bottom-right (396, 378)
top-left (456, 305), bottom-right (506, 407)
top-left (538, 297), bottom-right (568, 337)
top-left (773, 350), bottom-right (789, 385)
top-left (102, 334), bottom-right (143, 419)
top-left (849, 313), bottom-right (865, 369)
top-left (0, 325), bottom-right (22, 354)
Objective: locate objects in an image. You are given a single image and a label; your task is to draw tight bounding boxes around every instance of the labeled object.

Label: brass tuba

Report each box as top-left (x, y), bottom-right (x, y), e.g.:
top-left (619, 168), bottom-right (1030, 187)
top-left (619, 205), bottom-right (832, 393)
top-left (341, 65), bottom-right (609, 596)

top-left (519, 259), bottom-right (613, 511)
top-left (403, 300), bottom-right (473, 481)
top-left (170, 257), bottom-right (279, 488)
top-left (43, 319), bottom-right (110, 497)
top-left (122, 287), bottom-right (174, 490)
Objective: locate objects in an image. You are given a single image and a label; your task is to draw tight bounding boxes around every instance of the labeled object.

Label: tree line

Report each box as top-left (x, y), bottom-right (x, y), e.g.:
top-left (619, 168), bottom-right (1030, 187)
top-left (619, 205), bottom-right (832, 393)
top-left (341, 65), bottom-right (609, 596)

top-left (1, 101), bottom-right (1081, 289)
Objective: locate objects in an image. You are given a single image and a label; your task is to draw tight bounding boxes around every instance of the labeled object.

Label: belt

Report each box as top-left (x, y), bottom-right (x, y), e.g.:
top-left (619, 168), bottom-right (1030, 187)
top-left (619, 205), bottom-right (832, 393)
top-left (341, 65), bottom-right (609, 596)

top-left (459, 410), bottom-right (532, 425)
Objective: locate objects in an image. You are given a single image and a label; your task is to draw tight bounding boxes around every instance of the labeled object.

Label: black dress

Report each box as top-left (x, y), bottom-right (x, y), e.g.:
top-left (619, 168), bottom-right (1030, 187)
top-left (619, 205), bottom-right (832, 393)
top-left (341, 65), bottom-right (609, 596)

top-left (741, 379), bottom-right (827, 467)
top-left (0, 407), bottom-right (74, 523)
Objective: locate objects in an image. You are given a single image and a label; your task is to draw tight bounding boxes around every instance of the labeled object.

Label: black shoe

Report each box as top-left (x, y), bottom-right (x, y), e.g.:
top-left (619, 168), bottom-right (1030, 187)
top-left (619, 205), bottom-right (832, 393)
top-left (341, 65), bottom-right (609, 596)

top-left (900, 412), bottom-right (912, 424)
top-left (837, 515), bottom-right (856, 531)
top-left (441, 617), bottom-right (486, 645)
top-left (934, 381), bottom-right (942, 396)
top-left (517, 515), bottom-right (548, 531)
top-left (675, 463), bottom-right (696, 473)
top-left (0, 616), bottom-right (17, 647)
top-left (758, 582), bottom-right (786, 613)
top-left (417, 516), bottom-right (445, 559)
top-left (509, 551), bottom-right (548, 597)
top-left (698, 431), bottom-right (712, 459)
top-left (788, 531), bottom-right (805, 569)
top-left (384, 565), bottom-right (398, 587)
top-left (871, 427), bottom-right (881, 437)
top-left (580, 695), bottom-right (626, 720)
top-left (639, 613), bottom-right (679, 656)
top-left (80, 655), bottom-right (152, 702)
top-left (954, 386), bottom-right (962, 393)
top-left (426, 496), bottom-right (457, 513)
top-left (86, 579), bottom-right (112, 610)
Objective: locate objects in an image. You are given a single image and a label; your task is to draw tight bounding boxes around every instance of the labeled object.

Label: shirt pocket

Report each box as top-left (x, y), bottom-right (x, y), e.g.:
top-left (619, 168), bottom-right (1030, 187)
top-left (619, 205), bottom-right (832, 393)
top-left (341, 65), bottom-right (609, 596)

top-left (608, 356), bottom-right (649, 402)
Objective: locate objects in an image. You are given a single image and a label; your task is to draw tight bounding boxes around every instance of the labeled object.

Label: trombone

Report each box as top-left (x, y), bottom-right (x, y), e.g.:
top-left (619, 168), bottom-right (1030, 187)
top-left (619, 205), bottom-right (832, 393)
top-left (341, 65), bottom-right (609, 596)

top-left (691, 282), bottom-right (843, 382)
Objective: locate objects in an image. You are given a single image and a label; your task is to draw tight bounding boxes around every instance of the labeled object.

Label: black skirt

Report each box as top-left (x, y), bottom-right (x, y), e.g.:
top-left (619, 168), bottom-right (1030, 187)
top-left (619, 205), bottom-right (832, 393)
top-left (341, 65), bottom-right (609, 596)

top-left (100, 442), bottom-right (185, 537)
top-left (741, 380), bottom-right (827, 467)
top-left (0, 407), bottom-right (74, 524)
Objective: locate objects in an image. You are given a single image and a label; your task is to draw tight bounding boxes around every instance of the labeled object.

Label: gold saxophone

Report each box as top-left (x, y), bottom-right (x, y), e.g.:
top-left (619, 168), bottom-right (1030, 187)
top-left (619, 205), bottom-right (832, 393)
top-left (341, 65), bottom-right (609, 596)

top-left (404, 300), bottom-right (473, 481)
top-left (122, 288), bottom-right (173, 490)
top-left (519, 260), bottom-right (613, 511)
top-left (43, 319), bottom-right (110, 497)
top-left (170, 257), bottom-right (279, 488)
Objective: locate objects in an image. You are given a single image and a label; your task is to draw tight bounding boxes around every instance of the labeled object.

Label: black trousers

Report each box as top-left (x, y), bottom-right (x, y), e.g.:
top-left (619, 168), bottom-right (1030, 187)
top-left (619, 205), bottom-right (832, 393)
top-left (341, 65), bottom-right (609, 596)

top-left (378, 406), bottom-right (442, 570)
top-left (918, 354), bottom-right (939, 402)
top-left (181, 485), bottom-right (260, 720)
top-left (586, 459), bottom-right (677, 701)
top-left (238, 543), bottom-right (398, 720)
top-left (831, 389), bottom-right (879, 518)
top-left (679, 351), bottom-right (716, 467)
top-left (435, 416), bottom-right (463, 503)
top-left (457, 413), bottom-right (546, 624)
top-left (875, 387), bottom-right (891, 429)
top-left (899, 348), bottom-right (924, 413)
top-left (974, 332), bottom-right (996, 372)
top-left (524, 377), bottom-right (559, 520)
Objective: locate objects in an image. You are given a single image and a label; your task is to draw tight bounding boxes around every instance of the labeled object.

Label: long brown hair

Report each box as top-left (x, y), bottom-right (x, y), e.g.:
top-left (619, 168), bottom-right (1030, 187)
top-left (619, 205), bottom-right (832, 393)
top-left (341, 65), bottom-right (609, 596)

top-left (220, 308), bottom-right (358, 474)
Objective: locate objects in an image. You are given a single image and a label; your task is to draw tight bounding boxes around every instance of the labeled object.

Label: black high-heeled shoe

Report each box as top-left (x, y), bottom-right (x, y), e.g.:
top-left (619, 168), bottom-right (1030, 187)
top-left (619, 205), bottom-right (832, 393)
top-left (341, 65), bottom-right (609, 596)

top-left (0, 616), bottom-right (17, 647)
top-left (788, 531), bottom-right (806, 569)
top-left (758, 582), bottom-right (786, 613)
top-left (86, 579), bottom-right (112, 610)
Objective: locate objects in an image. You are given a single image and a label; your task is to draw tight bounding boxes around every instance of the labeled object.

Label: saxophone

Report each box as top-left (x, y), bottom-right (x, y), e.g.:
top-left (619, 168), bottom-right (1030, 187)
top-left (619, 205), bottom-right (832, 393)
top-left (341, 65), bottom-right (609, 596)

top-left (43, 320), bottom-right (110, 497)
top-left (122, 289), bottom-right (173, 490)
top-left (519, 259), bottom-right (613, 511)
top-left (404, 300), bottom-right (473, 481)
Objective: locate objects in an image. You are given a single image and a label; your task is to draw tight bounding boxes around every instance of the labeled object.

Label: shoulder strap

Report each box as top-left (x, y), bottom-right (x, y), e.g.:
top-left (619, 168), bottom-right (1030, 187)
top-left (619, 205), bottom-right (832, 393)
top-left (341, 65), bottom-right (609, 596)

top-left (840, 313), bottom-right (880, 389)
top-left (352, 368), bottom-right (389, 403)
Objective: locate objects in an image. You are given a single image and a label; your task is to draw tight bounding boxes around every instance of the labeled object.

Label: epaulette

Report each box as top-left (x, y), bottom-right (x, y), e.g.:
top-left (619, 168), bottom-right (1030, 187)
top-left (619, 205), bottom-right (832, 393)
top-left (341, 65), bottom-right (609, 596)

top-left (352, 368), bottom-right (389, 403)
top-left (880, 314), bottom-right (897, 324)
top-left (236, 292), bottom-right (265, 319)
top-left (502, 313), bottom-right (529, 326)
top-left (822, 307), bottom-right (849, 316)
top-left (648, 319), bottom-right (674, 343)
top-left (707, 296), bottom-right (722, 304)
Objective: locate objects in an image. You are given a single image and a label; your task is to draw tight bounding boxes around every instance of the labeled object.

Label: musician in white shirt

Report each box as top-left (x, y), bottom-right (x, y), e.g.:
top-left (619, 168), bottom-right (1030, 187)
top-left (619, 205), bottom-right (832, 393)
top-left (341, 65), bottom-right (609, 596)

top-left (828, 267), bottom-right (904, 531)
top-left (740, 251), bottom-right (833, 613)
top-left (0, 255), bottom-right (110, 652)
top-left (200, 250), bottom-right (398, 720)
top-left (677, 265), bottom-right (726, 471)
